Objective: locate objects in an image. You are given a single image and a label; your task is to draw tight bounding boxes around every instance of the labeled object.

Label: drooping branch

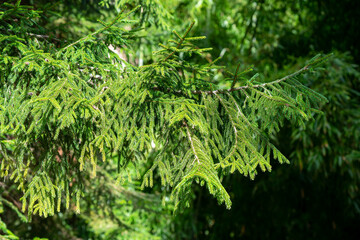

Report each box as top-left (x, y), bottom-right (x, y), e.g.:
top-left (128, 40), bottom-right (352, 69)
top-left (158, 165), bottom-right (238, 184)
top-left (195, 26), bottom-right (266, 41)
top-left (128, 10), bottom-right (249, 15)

top-left (183, 120), bottom-right (200, 165)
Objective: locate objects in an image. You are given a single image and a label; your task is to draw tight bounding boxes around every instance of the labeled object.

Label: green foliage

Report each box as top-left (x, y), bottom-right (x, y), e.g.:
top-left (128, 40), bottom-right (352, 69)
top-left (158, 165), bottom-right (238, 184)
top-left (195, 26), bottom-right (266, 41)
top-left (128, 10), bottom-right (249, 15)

top-left (100, 0), bottom-right (173, 29)
top-left (174, 52), bottom-right (360, 240)
top-left (0, 0), bottom-right (329, 224)
top-left (0, 197), bottom-right (25, 240)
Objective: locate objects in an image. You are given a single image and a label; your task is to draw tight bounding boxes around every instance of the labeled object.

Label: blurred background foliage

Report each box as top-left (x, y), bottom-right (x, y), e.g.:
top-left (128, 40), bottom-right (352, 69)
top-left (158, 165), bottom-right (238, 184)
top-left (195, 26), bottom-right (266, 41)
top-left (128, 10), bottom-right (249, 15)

top-left (1, 0), bottom-right (359, 239)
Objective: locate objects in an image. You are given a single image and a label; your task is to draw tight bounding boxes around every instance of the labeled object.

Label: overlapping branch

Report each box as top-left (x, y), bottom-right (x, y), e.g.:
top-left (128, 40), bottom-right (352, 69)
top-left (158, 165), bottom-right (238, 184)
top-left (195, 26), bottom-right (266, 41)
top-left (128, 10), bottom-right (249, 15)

top-left (151, 64), bottom-right (311, 96)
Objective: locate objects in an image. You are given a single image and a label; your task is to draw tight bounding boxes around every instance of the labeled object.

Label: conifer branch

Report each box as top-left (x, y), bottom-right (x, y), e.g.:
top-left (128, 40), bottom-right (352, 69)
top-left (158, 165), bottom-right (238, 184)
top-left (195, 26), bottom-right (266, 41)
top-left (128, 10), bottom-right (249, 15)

top-left (27, 33), bottom-right (62, 42)
top-left (196, 64), bottom-right (311, 95)
top-left (184, 120), bottom-right (200, 165)
top-left (230, 63), bottom-right (241, 89)
top-left (164, 21), bottom-right (195, 61)
top-left (151, 64), bottom-right (311, 96)
top-left (0, 1), bottom-right (329, 217)
top-left (214, 93), bottom-right (239, 161)
top-left (61, 6), bottom-right (134, 51)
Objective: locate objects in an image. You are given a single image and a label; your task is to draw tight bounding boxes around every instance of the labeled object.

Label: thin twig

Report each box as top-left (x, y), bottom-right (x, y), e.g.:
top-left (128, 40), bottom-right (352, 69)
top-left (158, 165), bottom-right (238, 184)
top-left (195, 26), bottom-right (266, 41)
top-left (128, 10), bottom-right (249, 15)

top-left (183, 120), bottom-right (200, 165)
top-left (27, 33), bottom-right (62, 42)
top-left (230, 63), bottom-right (241, 89)
top-left (60, 8), bottom-right (127, 52)
top-left (152, 64), bottom-right (310, 95)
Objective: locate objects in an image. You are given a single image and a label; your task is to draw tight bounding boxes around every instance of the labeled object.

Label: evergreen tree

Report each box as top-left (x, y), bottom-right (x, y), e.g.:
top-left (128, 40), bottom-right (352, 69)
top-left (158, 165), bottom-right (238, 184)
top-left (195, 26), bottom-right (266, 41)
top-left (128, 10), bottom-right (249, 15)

top-left (0, 1), bottom-right (329, 237)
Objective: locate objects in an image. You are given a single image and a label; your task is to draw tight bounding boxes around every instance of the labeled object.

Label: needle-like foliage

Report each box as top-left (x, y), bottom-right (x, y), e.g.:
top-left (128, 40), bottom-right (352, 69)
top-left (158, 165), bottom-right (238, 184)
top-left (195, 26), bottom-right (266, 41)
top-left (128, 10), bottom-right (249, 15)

top-left (0, 0), bottom-right (328, 218)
